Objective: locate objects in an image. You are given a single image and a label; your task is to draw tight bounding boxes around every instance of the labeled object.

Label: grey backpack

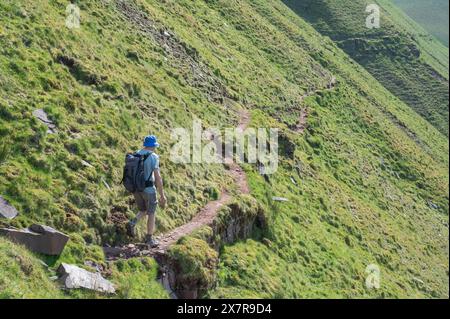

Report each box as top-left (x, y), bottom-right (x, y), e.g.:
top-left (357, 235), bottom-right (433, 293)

top-left (122, 152), bottom-right (154, 193)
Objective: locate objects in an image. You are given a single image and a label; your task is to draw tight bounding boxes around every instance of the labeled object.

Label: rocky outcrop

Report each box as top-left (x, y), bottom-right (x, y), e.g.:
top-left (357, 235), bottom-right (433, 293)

top-left (0, 196), bottom-right (18, 219)
top-left (58, 263), bottom-right (116, 294)
top-left (0, 224), bottom-right (69, 255)
top-left (158, 196), bottom-right (267, 299)
top-left (339, 36), bottom-right (421, 59)
top-left (159, 237), bottom-right (218, 299)
top-left (210, 195), bottom-right (267, 247)
top-left (33, 109), bottom-right (57, 134)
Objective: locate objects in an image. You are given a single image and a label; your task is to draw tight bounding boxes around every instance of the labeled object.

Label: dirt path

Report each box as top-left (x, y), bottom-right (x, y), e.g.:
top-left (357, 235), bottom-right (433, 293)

top-left (104, 0), bottom-right (252, 261)
top-left (295, 108), bottom-right (309, 134)
top-left (104, 110), bottom-right (251, 260)
top-left (294, 77), bottom-right (337, 133)
top-left (104, 77), bottom-right (338, 260)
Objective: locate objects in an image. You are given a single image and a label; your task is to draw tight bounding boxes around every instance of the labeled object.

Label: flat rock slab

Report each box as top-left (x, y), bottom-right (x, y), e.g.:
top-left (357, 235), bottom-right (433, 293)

top-left (58, 263), bottom-right (116, 294)
top-left (272, 197), bottom-right (289, 202)
top-left (33, 109), bottom-right (57, 134)
top-left (0, 224), bottom-right (69, 255)
top-left (0, 196), bottom-right (18, 219)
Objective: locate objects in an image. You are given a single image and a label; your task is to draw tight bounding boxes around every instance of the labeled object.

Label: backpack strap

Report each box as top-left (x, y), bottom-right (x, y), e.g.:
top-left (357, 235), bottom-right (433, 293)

top-left (142, 152), bottom-right (155, 187)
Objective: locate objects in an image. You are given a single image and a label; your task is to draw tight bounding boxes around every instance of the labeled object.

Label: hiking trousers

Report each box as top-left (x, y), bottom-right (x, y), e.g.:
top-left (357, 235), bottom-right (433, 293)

top-left (133, 192), bottom-right (157, 215)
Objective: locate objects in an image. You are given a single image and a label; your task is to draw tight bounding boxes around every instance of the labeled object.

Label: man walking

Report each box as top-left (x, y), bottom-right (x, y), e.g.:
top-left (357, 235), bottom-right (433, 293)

top-left (128, 135), bottom-right (167, 247)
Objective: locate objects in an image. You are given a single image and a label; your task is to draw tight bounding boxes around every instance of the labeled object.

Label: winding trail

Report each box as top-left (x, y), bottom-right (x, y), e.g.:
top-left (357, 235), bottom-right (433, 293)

top-left (105, 1), bottom-right (255, 261)
top-left (104, 110), bottom-right (251, 260)
top-left (151, 109), bottom-right (251, 252)
top-left (106, 0), bottom-right (338, 260)
top-left (294, 77), bottom-right (337, 133)
top-left (104, 79), bottom-right (339, 260)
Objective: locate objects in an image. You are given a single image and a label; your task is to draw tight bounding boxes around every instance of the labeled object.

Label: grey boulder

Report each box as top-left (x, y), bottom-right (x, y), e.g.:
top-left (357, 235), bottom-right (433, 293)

top-left (0, 224), bottom-right (69, 255)
top-left (0, 196), bottom-right (18, 219)
top-left (33, 108), bottom-right (57, 134)
top-left (58, 263), bottom-right (116, 294)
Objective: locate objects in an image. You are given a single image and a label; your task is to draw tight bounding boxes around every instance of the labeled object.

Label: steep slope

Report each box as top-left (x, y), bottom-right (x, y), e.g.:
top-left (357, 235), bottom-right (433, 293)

top-left (393, 0), bottom-right (449, 47)
top-left (0, 234), bottom-right (168, 299)
top-left (0, 0), bottom-right (448, 298)
top-left (201, 0), bottom-right (448, 299)
top-left (0, 237), bottom-right (64, 298)
top-left (283, 0), bottom-right (449, 137)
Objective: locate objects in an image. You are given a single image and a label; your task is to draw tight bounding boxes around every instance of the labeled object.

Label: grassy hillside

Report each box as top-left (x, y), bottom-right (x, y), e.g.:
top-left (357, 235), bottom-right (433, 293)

top-left (283, 0), bottom-right (449, 137)
top-left (0, 0), bottom-right (448, 298)
top-left (393, 0), bottom-right (449, 47)
top-left (0, 237), bottom-right (64, 298)
top-left (0, 237), bottom-right (168, 298)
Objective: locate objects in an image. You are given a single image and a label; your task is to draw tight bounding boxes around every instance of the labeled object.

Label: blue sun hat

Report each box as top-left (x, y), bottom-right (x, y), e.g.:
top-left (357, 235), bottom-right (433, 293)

top-left (143, 135), bottom-right (160, 148)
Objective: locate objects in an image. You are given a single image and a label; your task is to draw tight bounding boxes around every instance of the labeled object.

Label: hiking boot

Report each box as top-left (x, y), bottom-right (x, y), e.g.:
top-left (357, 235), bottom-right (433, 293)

top-left (127, 219), bottom-right (138, 238)
top-left (146, 235), bottom-right (159, 248)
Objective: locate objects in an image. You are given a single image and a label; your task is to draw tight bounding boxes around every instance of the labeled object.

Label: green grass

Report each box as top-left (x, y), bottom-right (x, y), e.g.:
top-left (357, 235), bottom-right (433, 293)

top-left (0, 237), bottom-right (64, 298)
top-left (110, 258), bottom-right (169, 299)
top-left (167, 236), bottom-right (219, 298)
top-left (0, 0), bottom-right (448, 298)
top-left (283, 0), bottom-right (449, 137)
top-left (214, 93), bottom-right (448, 297)
top-left (0, 237), bottom-right (168, 299)
top-left (392, 0), bottom-right (449, 47)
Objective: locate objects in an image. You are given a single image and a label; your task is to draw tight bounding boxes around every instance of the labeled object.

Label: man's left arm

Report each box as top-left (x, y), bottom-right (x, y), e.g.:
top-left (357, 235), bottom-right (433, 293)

top-left (153, 156), bottom-right (166, 208)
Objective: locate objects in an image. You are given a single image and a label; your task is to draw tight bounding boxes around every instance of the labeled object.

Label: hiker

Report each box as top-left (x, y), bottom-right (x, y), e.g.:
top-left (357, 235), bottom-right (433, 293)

top-left (126, 135), bottom-right (167, 247)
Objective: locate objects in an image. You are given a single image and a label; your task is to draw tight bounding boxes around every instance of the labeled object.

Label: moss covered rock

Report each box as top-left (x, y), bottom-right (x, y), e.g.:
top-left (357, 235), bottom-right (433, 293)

top-left (212, 195), bottom-right (267, 247)
top-left (166, 237), bottom-right (218, 299)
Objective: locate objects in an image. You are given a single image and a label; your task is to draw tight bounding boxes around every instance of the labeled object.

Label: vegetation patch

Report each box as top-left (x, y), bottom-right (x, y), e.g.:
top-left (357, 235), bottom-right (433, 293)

top-left (166, 236), bottom-right (218, 298)
top-left (0, 0), bottom-right (447, 299)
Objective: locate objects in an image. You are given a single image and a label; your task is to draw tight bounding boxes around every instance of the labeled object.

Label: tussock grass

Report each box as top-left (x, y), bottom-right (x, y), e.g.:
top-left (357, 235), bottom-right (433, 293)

top-left (284, 0), bottom-right (449, 136)
top-left (0, 0), bottom-right (447, 298)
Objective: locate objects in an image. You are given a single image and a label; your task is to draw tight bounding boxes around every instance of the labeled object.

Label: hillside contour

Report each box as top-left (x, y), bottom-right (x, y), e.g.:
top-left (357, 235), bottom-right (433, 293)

top-left (393, 0), bottom-right (449, 47)
top-left (0, 0), bottom-right (448, 298)
top-left (284, 0), bottom-right (449, 137)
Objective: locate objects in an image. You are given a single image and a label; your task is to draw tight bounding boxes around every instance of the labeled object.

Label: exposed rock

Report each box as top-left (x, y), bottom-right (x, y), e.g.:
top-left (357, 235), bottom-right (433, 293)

top-left (38, 259), bottom-right (49, 269)
top-left (160, 237), bottom-right (218, 299)
top-left (101, 178), bottom-right (111, 191)
top-left (116, 0), bottom-right (231, 104)
top-left (33, 109), bottom-right (57, 134)
top-left (0, 196), bottom-right (18, 219)
top-left (412, 277), bottom-right (425, 286)
top-left (211, 197), bottom-right (267, 247)
top-left (103, 246), bottom-right (126, 258)
top-left (0, 224), bottom-right (69, 255)
top-left (158, 267), bottom-right (178, 299)
top-left (103, 244), bottom-right (145, 259)
top-left (258, 163), bottom-right (266, 175)
top-left (262, 237), bottom-right (273, 247)
top-left (272, 197), bottom-right (289, 202)
top-left (80, 159), bottom-right (93, 168)
top-left (58, 263), bottom-right (116, 294)
top-left (84, 260), bottom-right (103, 273)
top-left (427, 201), bottom-right (439, 210)
top-left (290, 177), bottom-right (297, 185)
top-left (328, 76), bottom-right (337, 89)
